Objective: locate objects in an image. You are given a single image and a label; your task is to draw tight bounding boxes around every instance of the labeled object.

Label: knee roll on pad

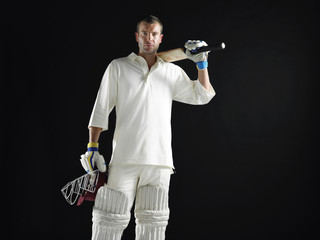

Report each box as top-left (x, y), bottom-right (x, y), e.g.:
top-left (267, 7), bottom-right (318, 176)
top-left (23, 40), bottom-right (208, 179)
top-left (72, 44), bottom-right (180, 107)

top-left (135, 186), bottom-right (170, 240)
top-left (135, 185), bottom-right (170, 224)
top-left (92, 186), bottom-right (130, 239)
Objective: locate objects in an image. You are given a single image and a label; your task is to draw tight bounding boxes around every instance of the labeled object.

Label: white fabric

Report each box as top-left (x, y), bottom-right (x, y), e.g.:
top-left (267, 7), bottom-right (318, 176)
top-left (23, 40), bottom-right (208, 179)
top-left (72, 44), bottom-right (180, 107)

top-left (106, 165), bottom-right (171, 210)
top-left (92, 165), bottom-right (171, 240)
top-left (92, 186), bottom-right (130, 240)
top-left (135, 186), bottom-right (169, 240)
top-left (88, 53), bottom-right (215, 168)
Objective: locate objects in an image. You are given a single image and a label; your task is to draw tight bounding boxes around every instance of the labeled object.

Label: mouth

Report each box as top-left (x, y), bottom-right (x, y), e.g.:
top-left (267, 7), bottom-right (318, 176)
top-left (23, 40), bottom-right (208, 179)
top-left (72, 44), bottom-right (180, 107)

top-left (144, 43), bottom-right (154, 47)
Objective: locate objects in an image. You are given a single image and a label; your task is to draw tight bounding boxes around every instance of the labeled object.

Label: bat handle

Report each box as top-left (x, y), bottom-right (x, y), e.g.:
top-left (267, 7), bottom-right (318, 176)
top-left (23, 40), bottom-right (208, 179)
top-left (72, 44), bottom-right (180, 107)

top-left (190, 42), bottom-right (226, 54)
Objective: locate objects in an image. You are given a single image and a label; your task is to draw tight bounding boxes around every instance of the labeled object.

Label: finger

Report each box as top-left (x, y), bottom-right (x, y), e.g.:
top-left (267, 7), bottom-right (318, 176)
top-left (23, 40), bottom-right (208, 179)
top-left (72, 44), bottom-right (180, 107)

top-left (87, 152), bottom-right (95, 171)
top-left (96, 155), bottom-right (107, 172)
top-left (80, 154), bottom-right (90, 173)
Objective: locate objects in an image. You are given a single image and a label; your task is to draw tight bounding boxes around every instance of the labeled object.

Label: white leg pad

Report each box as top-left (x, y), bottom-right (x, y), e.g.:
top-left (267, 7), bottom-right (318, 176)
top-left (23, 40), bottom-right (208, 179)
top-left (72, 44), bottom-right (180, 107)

top-left (92, 186), bottom-right (130, 240)
top-left (135, 186), bottom-right (169, 240)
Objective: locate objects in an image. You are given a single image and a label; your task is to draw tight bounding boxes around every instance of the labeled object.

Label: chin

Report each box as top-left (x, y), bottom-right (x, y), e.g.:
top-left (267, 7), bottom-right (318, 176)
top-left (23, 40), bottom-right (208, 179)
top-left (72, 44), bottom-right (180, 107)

top-left (143, 47), bottom-right (158, 54)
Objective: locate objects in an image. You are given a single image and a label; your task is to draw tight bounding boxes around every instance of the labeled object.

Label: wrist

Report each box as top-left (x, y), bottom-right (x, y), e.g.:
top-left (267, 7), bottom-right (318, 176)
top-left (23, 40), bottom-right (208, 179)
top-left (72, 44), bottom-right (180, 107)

top-left (87, 142), bottom-right (99, 151)
top-left (196, 61), bottom-right (208, 70)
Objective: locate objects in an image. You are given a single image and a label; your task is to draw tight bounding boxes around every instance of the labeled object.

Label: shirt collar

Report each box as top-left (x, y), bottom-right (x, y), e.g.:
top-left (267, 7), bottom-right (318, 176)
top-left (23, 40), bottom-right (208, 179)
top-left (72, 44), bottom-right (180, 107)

top-left (128, 52), bottom-right (164, 63)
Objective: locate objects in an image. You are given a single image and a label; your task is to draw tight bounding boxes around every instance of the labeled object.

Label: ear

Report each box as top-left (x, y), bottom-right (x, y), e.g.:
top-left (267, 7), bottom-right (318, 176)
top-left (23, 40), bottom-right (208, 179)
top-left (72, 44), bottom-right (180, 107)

top-left (135, 32), bottom-right (139, 42)
top-left (159, 34), bottom-right (164, 43)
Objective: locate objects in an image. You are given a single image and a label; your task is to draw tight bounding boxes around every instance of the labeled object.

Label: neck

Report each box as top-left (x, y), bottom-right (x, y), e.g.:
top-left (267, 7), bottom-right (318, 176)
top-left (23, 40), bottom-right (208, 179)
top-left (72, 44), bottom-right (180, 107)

top-left (139, 52), bottom-right (157, 69)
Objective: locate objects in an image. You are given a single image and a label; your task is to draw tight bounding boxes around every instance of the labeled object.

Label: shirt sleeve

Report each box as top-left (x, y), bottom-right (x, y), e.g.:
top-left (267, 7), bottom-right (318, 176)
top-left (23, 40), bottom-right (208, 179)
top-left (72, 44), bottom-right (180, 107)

top-left (88, 61), bottom-right (118, 131)
top-left (172, 66), bottom-right (216, 105)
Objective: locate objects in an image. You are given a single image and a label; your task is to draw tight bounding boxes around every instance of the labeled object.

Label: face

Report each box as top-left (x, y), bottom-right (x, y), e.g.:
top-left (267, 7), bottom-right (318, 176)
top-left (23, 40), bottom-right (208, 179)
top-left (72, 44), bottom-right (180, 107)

top-left (135, 22), bottom-right (163, 54)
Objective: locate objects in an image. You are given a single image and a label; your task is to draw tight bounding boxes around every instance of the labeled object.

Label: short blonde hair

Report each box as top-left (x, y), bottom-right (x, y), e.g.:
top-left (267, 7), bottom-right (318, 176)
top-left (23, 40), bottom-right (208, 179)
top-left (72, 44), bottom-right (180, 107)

top-left (136, 15), bottom-right (163, 34)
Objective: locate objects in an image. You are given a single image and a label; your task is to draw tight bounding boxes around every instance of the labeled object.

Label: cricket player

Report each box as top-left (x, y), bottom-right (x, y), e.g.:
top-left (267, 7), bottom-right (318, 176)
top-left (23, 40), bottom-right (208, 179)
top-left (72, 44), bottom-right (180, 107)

top-left (80, 15), bottom-right (216, 240)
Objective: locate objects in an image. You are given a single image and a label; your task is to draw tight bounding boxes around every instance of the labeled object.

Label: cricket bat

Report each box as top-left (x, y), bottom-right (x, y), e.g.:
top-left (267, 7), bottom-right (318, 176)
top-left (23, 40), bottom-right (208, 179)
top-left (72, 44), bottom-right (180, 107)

top-left (156, 42), bottom-right (225, 62)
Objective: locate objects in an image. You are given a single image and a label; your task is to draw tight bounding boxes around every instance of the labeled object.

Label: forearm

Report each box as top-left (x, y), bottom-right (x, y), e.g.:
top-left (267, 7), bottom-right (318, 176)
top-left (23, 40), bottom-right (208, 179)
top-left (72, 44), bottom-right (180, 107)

top-left (89, 126), bottom-right (102, 143)
top-left (198, 68), bottom-right (211, 91)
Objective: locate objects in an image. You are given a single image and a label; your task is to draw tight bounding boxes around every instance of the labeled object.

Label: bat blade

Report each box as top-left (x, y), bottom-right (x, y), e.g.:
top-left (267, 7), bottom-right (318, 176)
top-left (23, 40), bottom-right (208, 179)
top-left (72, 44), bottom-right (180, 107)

top-left (156, 48), bottom-right (187, 63)
top-left (156, 42), bottom-right (225, 63)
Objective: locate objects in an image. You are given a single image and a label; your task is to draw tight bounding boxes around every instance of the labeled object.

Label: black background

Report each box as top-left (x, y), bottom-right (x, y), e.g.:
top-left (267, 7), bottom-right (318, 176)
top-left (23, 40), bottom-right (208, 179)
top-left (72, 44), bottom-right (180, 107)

top-left (4, 0), bottom-right (319, 239)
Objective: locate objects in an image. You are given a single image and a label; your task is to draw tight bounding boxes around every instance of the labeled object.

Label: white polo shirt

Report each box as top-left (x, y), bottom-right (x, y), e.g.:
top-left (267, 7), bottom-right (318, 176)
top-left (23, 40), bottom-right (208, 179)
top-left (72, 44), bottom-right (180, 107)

top-left (89, 52), bottom-right (215, 168)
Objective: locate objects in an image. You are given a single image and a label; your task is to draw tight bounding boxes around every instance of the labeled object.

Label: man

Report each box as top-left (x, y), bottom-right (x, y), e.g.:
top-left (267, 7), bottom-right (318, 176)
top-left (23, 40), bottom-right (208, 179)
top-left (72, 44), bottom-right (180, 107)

top-left (80, 15), bottom-right (216, 240)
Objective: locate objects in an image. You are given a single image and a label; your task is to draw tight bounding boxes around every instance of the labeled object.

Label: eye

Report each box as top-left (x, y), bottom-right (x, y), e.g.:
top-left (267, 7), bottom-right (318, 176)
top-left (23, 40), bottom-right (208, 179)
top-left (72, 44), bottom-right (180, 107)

top-left (141, 32), bottom-right (148, 36)
top-left (152, 32), bottom-right (159, 36)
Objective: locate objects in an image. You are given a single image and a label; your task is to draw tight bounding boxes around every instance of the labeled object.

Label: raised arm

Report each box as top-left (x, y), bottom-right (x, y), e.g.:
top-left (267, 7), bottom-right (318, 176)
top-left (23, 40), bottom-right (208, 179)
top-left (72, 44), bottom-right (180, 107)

top-left (185, 40), bottom-right (212, 91)
top-left (197, 66), bottom-right (211, 91)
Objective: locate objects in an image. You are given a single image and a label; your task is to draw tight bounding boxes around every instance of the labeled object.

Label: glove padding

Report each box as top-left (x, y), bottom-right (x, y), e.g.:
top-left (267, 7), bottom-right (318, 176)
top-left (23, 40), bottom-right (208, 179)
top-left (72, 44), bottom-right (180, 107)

top-left (80, 143), bottom-right (106, 174)
top-left (184, 40), bottom-right (209, 63)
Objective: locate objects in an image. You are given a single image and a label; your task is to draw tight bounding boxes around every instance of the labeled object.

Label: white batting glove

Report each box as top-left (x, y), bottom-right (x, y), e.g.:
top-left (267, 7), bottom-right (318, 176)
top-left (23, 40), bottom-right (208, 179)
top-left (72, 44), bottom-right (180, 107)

top-left (80, 143), bottom-right (106, 174)
top-left (185, 40), bottom-right (209, 69)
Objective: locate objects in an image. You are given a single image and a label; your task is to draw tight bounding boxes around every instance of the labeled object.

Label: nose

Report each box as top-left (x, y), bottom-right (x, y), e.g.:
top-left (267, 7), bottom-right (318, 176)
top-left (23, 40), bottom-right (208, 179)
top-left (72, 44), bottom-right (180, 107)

top-left (147, 33), bottom-right (153, 41)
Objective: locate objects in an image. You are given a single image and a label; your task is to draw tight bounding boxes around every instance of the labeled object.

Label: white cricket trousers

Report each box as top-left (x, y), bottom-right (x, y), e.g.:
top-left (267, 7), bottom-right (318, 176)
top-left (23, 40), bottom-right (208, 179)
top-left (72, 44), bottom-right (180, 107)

top-left (92, 165), bottom-right (172, 240)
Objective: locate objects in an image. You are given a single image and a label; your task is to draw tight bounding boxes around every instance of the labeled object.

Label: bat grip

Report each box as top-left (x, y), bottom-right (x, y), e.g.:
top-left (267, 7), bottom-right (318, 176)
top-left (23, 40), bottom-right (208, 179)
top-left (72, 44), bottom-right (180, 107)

top-left (190, 42), bottom-right (225, 54)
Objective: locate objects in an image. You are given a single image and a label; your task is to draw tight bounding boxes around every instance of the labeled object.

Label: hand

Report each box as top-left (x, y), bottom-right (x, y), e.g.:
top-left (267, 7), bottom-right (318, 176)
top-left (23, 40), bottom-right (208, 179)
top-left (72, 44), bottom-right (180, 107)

top-left (80, 143), bottom-right (106, 174)
top-left (184, 40), bottom-right (209, 62)
top-left (184, 40), bottom-right (209, 69)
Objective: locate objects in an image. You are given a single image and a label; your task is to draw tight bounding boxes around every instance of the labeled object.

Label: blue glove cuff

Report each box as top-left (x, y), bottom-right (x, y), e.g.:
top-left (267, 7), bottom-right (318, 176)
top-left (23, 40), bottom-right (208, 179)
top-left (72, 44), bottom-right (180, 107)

top-left (196, 61), bottom-right (208, 70)
top-left (88, 147), bottom-right (98, 151)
